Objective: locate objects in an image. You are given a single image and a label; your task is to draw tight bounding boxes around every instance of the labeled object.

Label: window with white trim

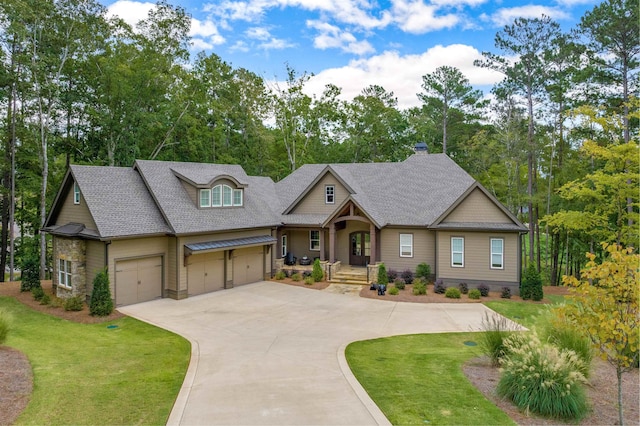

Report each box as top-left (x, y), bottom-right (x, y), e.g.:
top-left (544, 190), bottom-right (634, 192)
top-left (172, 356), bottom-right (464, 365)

top-left (233, 189), bottom-right (243, 206)
top-left (310, 230), bottom-right (320, 251)
top-left (222, 185), bottom-right (232, 206)
top-left (199, 189), bottom-right (211, 207)
top-left (399, 233), bottom-right (413, 257)
top-left (200, 184), bottom-right (243, 208)
top-left (58, 259), bottom-right (72, 288)
top-left (451, 237), bottom-right (464, 267)
top-left (281, 235), bottom-right (287, 258)
top-left (73, 182), bottom-right (80, 205)
top-left (325, 185), bottom-right (335, 204)
top-left (212, 185), bottom-right (222, 206)
top-left (491, 238), bottom-right (504, 269)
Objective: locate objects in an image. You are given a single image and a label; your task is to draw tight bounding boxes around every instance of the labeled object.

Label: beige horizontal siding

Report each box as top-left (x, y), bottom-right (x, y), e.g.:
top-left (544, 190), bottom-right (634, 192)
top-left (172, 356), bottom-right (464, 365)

top-left (436, 231), bottom-right (518, 283)
top-left (56, 183), bottom-right (98, 230)
top-left (379, 228), bottom-right (435, 272)
top-left (442, 188), bottom-right (512, 224)
top-left (85, 240), bottom-right (106, 295)
top-left (290, 174), bottom-right (348, 214)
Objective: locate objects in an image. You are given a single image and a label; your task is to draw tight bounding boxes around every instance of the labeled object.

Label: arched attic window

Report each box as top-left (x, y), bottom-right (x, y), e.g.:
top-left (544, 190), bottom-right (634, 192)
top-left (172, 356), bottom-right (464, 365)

top-left (199, 184), bottom-right (243, 208)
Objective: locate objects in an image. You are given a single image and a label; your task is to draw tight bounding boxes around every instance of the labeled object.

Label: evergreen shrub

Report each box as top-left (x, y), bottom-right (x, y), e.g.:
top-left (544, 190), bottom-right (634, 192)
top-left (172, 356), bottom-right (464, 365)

top-left (468, 289), bottom-right (481, 300)
top-left (312, 259), bottom-right (324, 282)
top-left (90, 269), bottom-right (114, 316)
top-left (445, 287), bottom-right (461, 299)
top-left (415, 263), bottom-right (431, 280)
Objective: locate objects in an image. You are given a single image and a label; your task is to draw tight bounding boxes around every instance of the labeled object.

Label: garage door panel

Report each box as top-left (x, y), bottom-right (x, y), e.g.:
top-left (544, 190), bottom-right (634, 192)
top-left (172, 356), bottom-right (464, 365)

top-left (138, 263), bottom-right (162, 302)
top-left (115, 268), bottom-right (138, 306)
top-left (233, 247), bottom-right (264, 286)
top-left (188, 252), bottom-right (224, 296)
top-left (115, 256), bottom-right (163, 306)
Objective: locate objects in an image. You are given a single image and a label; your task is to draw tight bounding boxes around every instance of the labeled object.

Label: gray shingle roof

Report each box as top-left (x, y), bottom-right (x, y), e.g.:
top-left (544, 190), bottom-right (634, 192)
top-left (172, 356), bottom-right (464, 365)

top-left (71, 165), bottom-right (172, 238)
top-left (276, 154), bottom-right (477, 227)
top-left (135, 160), bottom-right (281, 234)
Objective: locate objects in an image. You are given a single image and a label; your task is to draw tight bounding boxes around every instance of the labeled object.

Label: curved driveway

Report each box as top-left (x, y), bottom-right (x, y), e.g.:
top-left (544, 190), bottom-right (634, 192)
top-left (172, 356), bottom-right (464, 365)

top-left (119, 281), bottom-right (508, 425)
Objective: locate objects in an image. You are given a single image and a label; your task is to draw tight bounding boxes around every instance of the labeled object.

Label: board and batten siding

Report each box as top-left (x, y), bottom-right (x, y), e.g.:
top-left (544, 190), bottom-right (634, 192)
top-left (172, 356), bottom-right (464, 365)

top-left (442, 188), bottom-right (512, 224)
top-left (290, 174), bottom-right (348, 215)
top-left (108, 237), bottom-right (169, 297)
top-left (436, 231), bottom-right (518, 283)
top-left (55, 181), bottom-right (98, 230)
top-left (379, 228), bottom-right (435, 272)
top-left (84, 240), bottom-right (106, 296)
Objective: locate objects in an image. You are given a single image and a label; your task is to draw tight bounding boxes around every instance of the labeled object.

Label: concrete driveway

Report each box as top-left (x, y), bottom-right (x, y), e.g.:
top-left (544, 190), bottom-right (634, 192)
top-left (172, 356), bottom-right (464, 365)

top-left (119, 281), bottom-right (509, 425)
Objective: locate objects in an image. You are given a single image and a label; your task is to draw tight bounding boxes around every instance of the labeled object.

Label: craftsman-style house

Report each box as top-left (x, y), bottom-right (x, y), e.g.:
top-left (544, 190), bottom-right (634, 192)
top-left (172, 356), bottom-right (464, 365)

top-left (44, 149), bottom-right (527, 306)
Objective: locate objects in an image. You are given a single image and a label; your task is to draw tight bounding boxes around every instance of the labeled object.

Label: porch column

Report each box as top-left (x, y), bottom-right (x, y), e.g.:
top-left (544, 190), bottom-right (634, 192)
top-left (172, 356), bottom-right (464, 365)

top-left (329, 222), bottom-right (336, 262)
top-left (369, 223), bottom-right (376, 264)
top-left (275, 228), bottom-right (282, 258)
top-left (319, 229), bottom-right (326, 261)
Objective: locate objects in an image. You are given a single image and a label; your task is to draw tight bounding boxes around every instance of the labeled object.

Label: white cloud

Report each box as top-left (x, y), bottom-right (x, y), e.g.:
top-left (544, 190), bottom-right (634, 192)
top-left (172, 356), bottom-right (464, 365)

top-left (258, 38), bottom-right (295, 50)
top-left (246, 27), bottom-right (272, 40)
top-left (390, 0), bottom-right (460, 33)
top-left (307, 20), bottom-right (375, 55)
top-left (229, 40), bottom-right (250, 52)
top-left (106, 0), bottom-right (155, 29)
top-left (485, 5), bottom-right (570, 27)
top-left (191, 38), bottom-right (214, 50)
top-left (302, 44), bottom-right (503, 110)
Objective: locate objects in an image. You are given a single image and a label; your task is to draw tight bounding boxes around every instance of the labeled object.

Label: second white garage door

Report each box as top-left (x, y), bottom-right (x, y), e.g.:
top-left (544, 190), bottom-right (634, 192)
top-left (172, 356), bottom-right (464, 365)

top-left (187, 252), bottom-right (225, 296)
top-left (115, 256), bottom-right (163, 306)
top-left (233, 247), bottom-right (264, 286)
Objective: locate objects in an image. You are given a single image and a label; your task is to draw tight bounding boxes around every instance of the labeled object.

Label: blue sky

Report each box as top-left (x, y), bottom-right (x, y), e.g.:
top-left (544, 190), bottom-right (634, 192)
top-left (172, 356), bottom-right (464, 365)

top-left (104, 0), bottom-right (598, 109)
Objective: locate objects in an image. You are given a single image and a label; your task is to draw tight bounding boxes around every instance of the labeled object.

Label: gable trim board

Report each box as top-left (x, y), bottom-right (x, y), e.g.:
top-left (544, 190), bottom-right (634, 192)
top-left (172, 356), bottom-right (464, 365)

top-left (45, 153), bottom-right (527, 306)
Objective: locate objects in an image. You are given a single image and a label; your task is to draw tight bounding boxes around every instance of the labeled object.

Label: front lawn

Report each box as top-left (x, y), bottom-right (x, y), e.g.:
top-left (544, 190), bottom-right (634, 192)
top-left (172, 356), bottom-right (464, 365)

top-left (345, 332), bottom-right (515, 425)
top-left (0, 297), bottom-right (190, 425)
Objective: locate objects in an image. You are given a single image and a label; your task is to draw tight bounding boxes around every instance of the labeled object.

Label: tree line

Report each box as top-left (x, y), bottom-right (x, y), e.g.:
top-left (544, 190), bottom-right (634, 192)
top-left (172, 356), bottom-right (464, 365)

top-left (0, 0), bottom-right (637, 283)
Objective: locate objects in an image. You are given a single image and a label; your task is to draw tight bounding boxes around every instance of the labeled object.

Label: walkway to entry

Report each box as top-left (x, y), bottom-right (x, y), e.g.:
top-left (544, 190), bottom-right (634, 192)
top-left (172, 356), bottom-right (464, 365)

top-left (119, 281), bottom-right (514, 425)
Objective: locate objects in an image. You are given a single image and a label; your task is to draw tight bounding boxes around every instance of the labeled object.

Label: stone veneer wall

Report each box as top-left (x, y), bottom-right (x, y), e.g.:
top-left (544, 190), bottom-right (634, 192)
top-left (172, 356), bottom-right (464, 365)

top-left (55, 237), bottom-right (87, 299)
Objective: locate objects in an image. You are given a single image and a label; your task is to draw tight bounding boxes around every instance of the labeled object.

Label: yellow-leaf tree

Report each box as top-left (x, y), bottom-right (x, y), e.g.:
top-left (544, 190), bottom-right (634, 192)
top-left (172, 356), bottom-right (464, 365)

top-left (558, 242), bottom-right (639, 425)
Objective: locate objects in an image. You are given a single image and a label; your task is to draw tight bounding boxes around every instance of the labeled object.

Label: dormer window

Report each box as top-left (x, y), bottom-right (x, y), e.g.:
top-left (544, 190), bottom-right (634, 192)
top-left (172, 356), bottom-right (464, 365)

top-left (199, 184), bottom-right (243, 208)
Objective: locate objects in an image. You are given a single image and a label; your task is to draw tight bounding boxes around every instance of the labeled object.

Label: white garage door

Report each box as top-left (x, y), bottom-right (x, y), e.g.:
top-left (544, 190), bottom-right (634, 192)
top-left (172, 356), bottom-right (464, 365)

top-left (115, 256), bottom-right (163, 306)
top-left (233, 247), bottom-right (264, 286)
top-left (187, 252), bottom-right (225, 296)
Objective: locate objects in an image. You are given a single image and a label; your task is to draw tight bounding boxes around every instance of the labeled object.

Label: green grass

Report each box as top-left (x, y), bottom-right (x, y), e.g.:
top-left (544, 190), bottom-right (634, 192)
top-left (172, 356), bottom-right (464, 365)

top-left (483, 300), bottom-right (554, 329)
top-left (0, 297), bottom-right (190, 425)
top-left (346, 333), bottom-right (515, 425)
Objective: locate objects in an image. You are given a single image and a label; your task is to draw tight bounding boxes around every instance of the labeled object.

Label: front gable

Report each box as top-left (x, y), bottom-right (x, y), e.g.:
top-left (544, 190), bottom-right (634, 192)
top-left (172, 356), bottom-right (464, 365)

top-left (285, 167), bottom-right (353, 215)
top-left (442, 187), bottom-right (512, 224)
top-left (45, 170), bottom-right (98, 232)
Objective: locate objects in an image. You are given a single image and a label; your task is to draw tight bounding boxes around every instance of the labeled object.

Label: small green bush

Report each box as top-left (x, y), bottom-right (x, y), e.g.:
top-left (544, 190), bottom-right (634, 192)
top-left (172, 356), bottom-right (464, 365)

top-left (501, 287), bottom-right (511, 299)
top-left (303, 276), bottom-right (314, 285)
top-left (377, 263), bottom-right (389, 286)
top-left (412, 280), bottom-right (426, 295)
top-left (415, 262), bottom-right (431, 280)
top-left (0, 309), bottom-right (12, 345)
top-left (64, 295), bottom-right (84, 312)
top-left (40, 293), bottom-right (51, 305)
top-left (458, 282), bottom-right (468, 294)
top-left (291, 273), bottom-right (301, 282)
top-left (90, 269), bottom-right (114, 316)
top-left (479, 312), bottom-right (517, 366)
top-left (31, 285), bottom-right (45, 301)
top-left (468, 289), bottom-right (481, 300)
top-left (393, 278), bottom-right (405, 290)
top-left (521, 263), bottom-right (543, 301)
top-left (497, 332), bottom-right (589, 421)
top-left (445, 287), bottom-right (461, 299)
top-left (312, 259), bottom-right (324, 282)
top-left (389, 286), bottom-right (399, 295)
top-left (274, 270), bottom-right (286, 280)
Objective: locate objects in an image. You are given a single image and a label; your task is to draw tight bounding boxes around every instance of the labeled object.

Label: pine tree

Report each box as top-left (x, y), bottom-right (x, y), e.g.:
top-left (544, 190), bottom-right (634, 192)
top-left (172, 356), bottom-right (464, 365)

top-left (90, 269), bottom-right (113, 316)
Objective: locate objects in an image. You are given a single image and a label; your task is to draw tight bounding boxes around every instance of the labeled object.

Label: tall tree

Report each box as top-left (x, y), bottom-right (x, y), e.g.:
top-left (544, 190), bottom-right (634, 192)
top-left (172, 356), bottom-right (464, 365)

top-left (417, 65), bottom-right (486, 155)
top-left (475, 15), bottom-right (561, 267)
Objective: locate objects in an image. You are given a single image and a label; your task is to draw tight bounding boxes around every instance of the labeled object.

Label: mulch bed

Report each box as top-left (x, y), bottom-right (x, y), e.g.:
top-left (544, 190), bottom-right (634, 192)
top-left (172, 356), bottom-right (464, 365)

top-left (1, 279), bottom-right (637, 425)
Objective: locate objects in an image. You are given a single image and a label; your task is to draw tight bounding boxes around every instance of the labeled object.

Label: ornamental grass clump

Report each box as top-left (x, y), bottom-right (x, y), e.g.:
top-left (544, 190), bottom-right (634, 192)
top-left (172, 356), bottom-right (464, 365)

top-left (497, 332), bottom-right (589, 421)
top-left (479, 312), bottom-right (517, 366)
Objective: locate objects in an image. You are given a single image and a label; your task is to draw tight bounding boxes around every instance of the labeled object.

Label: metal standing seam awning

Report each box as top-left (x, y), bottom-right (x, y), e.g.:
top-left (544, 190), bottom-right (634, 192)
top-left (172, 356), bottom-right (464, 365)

top-left (184, 235), bottom-right (277, 256)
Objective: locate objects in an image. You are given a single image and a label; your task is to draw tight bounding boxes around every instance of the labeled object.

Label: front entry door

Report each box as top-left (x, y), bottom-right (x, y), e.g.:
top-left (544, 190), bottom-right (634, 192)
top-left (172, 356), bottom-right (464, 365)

top-left (349, 232), bottom-right (370, 266)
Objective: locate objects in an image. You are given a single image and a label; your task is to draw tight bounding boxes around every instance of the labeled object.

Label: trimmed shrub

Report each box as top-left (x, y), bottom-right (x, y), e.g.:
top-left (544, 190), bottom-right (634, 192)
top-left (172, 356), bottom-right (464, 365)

top-left (312, 259), bottom-right (324, 282)
top-left (415, 263), bottom-right (431, 280)
top-left (434, 280), bottom-right (446, 294)
top-left (445, 287), bottom-right (461, 299)
top-left (64, 295), bottom-right (84, 312)
top-left (90, 269), bottom-right (114, 317)
top-left (412, 280), bottom-right (426, 295)
top-left (291, 273), bottom-right (301, 282)
top-left (304, 276), bottom-right (314, 285)
top-left (0, 309), bottom-right (12, 345)
top-left (393, 278), bottom-right (405, 290)
top-left (468, 289), bottom-right (481, 300)
top-left (40, 293), bottom-right (51, 305)
top-left (386, 269), bottom-right (398, 282)
top-left (497, 332), bottom-right (589, 421)
top-left (20, 253), bottom-right (41, 292)
top-left (479, 312), bottom-right (517, 366)
top-left (501, 287), bottom-right (511, 299)
top-left (521, 263), bottom-right (543, 301)
top-left (302, 270), bottom-right (312, 278)
top-left (377, 263), bottom-right (389, 286)
top-left (31, 285), bottom-right (45, 301)
top-left (477, 283), bottom-right (490, 297)
top-left (389, 286), bottom-right (399, 295)
top-left (274, 270), bottom-right (286, 280)
top-left (401, 269), bottom-right (414, 284)
top-left (458, 282), bottom-right (468, 294)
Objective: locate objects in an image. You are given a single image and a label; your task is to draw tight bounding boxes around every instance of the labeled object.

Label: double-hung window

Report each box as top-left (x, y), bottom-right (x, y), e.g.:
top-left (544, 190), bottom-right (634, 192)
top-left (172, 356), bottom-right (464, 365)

top-left (73, 182), bottom-right (81, 204)
top-left (212, 186), bottom-right (222, 207)
top-left (233, 189), bottom-right (243, 206)
top-left (399, 234), bottom-right (413, 257)
top-left (310, 230), bottom-right (320, 251)
top-left (199, 189), bottom-right (211, 207)
top-left (451, 237), bottom-right (464, 267)
top-left (222, 185), bottom-right (233, 206)
top-left (491, 238), bottom-right (504, 269)
top-left (58, 259), bottom-right (72, 288)
top-left (325, 185), bottom-right (335, 204)
top-left (281, 235), bottom-right (287, 258)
